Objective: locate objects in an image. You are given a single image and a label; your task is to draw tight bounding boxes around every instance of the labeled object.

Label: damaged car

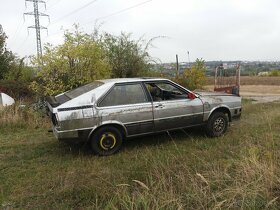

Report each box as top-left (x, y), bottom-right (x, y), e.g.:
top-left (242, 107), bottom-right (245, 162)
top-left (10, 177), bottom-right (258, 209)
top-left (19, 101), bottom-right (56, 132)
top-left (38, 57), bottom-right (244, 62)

top-left (46, 78), bottom-right (242, 155)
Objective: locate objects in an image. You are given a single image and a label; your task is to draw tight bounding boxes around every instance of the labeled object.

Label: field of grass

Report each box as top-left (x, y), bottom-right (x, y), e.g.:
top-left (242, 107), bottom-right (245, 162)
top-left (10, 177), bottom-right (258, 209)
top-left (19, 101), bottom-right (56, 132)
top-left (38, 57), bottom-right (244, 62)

top-left (1, 101), bottom-right (280, 209)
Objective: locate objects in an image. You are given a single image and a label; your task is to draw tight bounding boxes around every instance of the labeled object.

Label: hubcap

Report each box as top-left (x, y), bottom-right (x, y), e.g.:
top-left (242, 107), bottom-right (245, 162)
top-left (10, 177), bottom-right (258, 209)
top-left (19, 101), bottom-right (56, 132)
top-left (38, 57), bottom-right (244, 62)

top-left (100, 133), bottom-right (116, 150)
top-left (213, 117), bottom-right (225, 134)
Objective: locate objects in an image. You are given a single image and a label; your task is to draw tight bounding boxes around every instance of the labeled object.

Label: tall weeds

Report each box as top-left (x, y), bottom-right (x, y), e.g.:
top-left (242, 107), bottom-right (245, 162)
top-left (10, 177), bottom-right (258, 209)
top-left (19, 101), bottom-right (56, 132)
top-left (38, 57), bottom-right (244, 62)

top-left (0, 104), bottom-right (49, 130)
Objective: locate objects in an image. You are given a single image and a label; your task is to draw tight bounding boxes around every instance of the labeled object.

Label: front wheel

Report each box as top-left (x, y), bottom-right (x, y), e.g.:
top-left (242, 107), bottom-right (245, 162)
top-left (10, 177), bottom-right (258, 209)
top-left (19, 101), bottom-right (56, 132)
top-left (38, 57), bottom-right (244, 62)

top-left (205, 112), bottom-right (228, 137)
top-left (90, 126), bottom-right (123, 156)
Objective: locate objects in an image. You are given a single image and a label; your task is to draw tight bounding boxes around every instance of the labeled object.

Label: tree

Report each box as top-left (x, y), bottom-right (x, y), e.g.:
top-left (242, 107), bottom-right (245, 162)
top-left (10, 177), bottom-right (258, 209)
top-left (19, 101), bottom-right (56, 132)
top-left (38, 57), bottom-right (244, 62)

top-left (31, 25), bottom-right (160, 96)
top-left (0, 25), bottom-right (15, 80)
top-left (176, 58), bottom-right (207, 90)
top-left (31, 27), bottom-right (112, 96)
top-left (5, 57), bottom-right (35, 82)
top-left (99, 32), bottom-right (154, 78)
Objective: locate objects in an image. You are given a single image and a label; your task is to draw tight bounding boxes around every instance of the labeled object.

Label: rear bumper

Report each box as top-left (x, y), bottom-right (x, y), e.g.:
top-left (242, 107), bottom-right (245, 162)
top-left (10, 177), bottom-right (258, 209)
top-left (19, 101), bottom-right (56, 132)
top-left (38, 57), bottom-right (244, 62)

top-left (52, 127), bottom-right (91, 142)
top-left (53, 127), bottom-right (79, 139)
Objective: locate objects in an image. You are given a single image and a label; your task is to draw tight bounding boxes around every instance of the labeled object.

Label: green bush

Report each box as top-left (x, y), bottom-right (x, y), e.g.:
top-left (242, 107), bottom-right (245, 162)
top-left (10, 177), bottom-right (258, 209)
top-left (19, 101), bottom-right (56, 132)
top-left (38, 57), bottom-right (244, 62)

top-left (31, 29), bottom-right (112, 96)
top-left (0, 80), bottom-right (33, 99)
top-left (174, 58), bottom-right (207, 90)
top-left (269, 69), bottom-right (280, 76)
top-left (5, 58), bottom-right (35, 83)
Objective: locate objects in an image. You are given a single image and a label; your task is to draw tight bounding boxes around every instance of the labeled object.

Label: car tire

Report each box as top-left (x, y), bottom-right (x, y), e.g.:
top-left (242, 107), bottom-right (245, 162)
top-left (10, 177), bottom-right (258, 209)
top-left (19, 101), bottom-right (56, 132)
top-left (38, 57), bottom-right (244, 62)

top-left (90, 126), bottom-right (123, 156)
top-left (205, 112), bottom-right (228, 137)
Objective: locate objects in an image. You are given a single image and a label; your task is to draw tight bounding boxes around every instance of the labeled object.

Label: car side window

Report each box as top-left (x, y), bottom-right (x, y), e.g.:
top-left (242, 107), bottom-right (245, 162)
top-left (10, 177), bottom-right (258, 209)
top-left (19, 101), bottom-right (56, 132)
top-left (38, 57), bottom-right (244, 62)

top-left (99, 83), bottom-right (148, 107)
top-left (146, 82), bottom-right (187, 101)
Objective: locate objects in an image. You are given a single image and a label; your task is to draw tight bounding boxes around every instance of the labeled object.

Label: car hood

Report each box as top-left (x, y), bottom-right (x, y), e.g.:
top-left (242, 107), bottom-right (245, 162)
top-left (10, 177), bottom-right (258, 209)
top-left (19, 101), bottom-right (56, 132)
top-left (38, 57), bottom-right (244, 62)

top-left (195, 91), bottom-right (241, 106)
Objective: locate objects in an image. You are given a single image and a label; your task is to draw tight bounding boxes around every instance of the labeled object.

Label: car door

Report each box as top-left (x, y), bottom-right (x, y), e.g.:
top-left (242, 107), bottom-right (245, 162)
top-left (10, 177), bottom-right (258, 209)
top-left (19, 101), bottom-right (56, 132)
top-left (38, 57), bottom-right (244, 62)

top-left (145, 81), bottom-right (203, 132)
top-left (97, 83), bottom-right (154, 136)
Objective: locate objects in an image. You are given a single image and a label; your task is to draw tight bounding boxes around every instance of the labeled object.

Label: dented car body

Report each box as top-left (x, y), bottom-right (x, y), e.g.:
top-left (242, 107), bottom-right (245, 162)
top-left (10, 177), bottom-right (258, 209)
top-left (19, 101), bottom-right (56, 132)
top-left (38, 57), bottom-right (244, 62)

top-left (46, 78), bottom-right (241, 155)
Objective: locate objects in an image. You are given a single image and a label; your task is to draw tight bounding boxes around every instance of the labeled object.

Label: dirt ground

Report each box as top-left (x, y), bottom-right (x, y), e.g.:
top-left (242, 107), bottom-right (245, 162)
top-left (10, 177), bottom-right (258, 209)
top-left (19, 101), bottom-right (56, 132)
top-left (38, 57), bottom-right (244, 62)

top-left (204, 85), bottom-right (280, 104)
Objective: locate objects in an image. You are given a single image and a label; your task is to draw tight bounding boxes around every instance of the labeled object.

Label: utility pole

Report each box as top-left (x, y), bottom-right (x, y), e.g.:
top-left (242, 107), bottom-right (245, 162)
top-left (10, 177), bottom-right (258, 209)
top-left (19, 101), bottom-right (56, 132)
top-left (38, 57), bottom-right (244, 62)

top-left (176, 54), bottom-right (179, 78)
top-left (24, 0), bottom-right (49, 58)
top-left (187, 51), bottom-right (190, 68)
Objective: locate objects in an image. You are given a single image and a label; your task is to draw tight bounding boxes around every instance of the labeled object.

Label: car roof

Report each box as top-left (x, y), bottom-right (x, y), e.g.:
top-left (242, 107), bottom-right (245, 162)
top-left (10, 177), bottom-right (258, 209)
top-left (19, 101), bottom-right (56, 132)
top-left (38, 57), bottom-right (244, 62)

top-left (98, 77), bottom-right (167, 84)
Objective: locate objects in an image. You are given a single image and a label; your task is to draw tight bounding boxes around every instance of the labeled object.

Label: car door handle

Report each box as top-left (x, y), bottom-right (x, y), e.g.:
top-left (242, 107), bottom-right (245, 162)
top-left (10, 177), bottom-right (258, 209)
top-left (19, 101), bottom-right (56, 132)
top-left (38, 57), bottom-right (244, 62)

top-left (155, 103), bottom-right (164, 108)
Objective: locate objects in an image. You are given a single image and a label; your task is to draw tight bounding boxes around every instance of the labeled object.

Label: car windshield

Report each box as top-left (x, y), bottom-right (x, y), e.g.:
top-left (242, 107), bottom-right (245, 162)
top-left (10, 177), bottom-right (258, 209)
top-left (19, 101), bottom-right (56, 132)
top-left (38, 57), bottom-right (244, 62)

top-left (64, 81), bottom-right (104, 99)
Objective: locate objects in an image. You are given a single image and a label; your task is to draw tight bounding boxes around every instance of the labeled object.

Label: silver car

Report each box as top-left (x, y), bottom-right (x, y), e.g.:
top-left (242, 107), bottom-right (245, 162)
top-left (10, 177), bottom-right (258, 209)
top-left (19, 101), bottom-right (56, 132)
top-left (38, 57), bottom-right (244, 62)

top-left (46, 78), bottom-right (241, 155)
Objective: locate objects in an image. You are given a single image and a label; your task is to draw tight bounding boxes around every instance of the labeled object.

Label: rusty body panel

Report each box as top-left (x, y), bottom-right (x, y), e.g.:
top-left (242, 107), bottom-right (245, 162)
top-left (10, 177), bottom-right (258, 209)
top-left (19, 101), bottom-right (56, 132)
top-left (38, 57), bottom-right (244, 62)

top-left (46, 78), bottom-right (242, 141)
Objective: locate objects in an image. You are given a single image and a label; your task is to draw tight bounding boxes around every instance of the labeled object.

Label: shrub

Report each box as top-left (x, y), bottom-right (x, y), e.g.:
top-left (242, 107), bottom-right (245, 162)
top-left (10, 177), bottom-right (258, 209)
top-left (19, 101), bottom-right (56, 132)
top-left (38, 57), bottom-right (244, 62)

top-left (174, 58), bottom-right (207, 90)
top-left (0, 80), bottom-right (34, 99)
top-left (31, 28), bottom-right (112, 96)
top-left (269, 69), bottom-right (280, 76)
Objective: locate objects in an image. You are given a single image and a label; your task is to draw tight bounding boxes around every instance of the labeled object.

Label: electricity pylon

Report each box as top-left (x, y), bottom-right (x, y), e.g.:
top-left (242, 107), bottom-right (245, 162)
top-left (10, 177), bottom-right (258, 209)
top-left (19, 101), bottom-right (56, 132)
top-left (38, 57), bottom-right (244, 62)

top-left (24, 0), bottom-right (49, 58)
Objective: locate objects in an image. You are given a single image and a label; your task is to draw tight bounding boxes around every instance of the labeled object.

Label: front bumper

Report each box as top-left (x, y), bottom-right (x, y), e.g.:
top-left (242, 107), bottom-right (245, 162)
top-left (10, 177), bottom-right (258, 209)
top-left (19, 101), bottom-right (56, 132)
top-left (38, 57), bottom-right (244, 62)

top-left (232, 113), bottom-right (241, 121)
top-left (230, 107), bottom-right (242, 121)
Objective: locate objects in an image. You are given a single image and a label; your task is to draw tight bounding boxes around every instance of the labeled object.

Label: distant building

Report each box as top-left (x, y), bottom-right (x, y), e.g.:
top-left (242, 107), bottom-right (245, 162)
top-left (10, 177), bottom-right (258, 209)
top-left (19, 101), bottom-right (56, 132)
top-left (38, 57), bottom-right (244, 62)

top-left (258, 71), bottom-right (269, 76)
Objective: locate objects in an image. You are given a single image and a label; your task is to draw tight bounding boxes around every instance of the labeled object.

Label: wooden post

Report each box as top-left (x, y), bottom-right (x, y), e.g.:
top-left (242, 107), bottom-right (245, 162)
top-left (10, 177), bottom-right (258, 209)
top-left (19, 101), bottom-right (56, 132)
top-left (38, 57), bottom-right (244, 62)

top-left (176, 54), bottom-right (179, 78)
top-left (187, 51), bottom-right (190, 68)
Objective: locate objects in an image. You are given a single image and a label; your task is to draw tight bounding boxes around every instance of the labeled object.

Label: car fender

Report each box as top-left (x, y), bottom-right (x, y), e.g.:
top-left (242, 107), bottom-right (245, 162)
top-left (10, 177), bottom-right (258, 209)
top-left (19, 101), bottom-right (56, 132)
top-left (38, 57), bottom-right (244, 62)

top-left (87, 120), bottom-right (128, 140)
top-left (205, 105), bottom-right (231, 121)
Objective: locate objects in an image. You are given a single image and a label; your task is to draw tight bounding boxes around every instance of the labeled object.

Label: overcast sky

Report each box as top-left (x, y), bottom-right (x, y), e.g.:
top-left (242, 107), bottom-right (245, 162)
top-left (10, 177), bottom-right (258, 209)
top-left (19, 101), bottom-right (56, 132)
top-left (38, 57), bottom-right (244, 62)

top-left (1, 0), bottom-right (280, 62)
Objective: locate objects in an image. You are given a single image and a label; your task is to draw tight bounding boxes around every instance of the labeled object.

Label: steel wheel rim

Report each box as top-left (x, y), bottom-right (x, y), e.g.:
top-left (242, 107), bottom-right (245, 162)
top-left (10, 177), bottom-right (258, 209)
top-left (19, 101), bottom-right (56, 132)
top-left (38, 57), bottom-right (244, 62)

top-left (100, 133), bottom-right (116, 150)
top-left (213, 117), bottom-right (225, 134)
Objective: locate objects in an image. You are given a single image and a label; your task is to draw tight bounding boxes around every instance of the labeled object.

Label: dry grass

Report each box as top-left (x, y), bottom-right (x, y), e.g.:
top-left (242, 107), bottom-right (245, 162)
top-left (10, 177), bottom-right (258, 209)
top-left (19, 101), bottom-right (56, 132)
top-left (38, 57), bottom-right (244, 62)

top-left (204, 85), bottom-right (280, 96)
top-left (206, 76), bottom-right (280, 86)
top-left (240, 85), bottom-right (280, 96)
top-left (205, 76), bottom-right (280, 97)
top-left (1, 101), bottom-right (280, 209)
top-left (0, 104), bottom-right (49, 130)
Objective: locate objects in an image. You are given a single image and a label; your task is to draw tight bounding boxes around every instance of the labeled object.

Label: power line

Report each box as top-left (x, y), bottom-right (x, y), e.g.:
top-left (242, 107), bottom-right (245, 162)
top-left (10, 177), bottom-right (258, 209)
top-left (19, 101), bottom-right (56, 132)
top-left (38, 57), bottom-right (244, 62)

top-left (8, 3), bottom-right (28, 46)
top-left (46, 0), bottom-right (153, 39)
top-left (49, 0), bottom-right (98, 25)
top-left (45, 28), bottom-right (64, 39)
top-left (9, 19), bottom-right (25, 46)
top-left (18, 35), bottom-right (29, 49)
top-left (46, 0), bottom-right (63, 11)
top-left (83, 0), bottom-right (153, 25)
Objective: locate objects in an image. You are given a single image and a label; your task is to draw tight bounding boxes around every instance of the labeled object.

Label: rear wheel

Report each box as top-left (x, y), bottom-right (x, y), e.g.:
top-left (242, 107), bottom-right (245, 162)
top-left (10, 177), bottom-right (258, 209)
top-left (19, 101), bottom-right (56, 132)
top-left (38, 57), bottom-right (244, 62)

top-left (205, 112), bottom-right (228, 137)
top-left (90, 126), bottom-right (123, 156)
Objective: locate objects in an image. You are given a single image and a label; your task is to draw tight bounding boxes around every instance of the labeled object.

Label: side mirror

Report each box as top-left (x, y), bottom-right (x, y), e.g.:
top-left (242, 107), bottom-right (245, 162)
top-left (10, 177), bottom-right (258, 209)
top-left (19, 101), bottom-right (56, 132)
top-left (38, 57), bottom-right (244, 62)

top-left (188, 92), bottom-right (196, 100)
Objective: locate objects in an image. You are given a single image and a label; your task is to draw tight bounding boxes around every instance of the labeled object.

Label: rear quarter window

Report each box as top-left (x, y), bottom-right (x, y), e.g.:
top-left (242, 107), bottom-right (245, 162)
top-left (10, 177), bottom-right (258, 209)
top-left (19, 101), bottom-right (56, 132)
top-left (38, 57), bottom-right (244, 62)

top-left (55, 81), bottom-right (104, 105)
top-left (65, 81), bottom-right (104, 99)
